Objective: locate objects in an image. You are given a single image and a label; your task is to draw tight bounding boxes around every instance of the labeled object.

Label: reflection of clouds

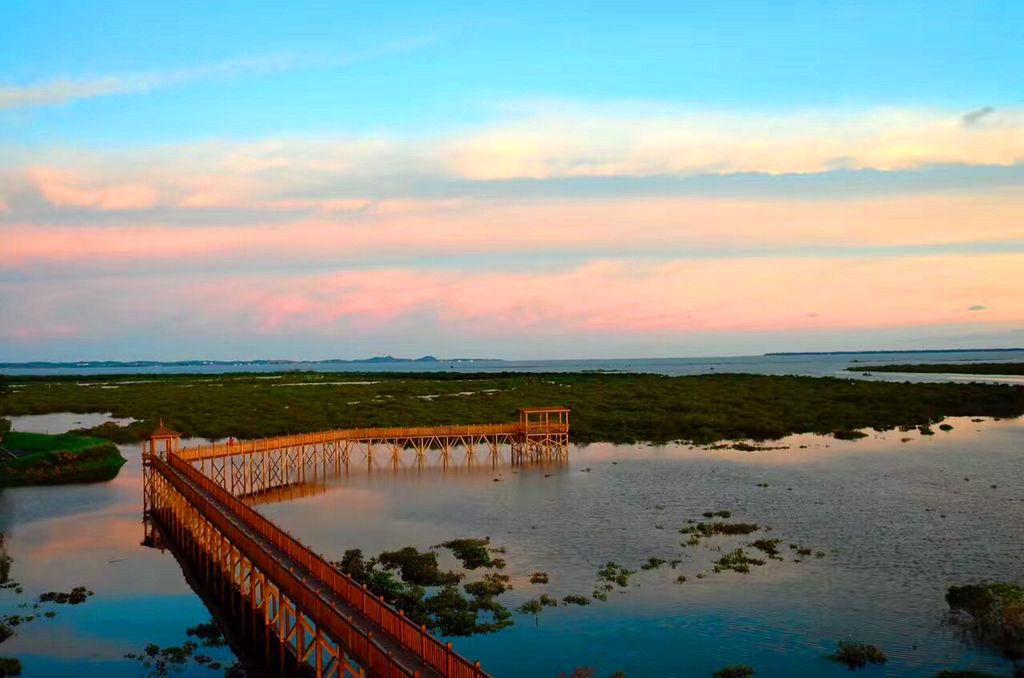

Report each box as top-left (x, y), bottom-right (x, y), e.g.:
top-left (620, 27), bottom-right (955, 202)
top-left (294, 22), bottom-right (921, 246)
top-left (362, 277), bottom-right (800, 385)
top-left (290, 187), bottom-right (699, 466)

top-left (9, 507), bottom-right (189, 596)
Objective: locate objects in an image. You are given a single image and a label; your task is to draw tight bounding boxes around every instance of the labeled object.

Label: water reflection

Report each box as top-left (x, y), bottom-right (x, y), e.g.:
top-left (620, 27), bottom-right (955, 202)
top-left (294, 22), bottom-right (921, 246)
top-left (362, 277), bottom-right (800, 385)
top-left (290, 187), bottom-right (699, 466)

top-left (0, 417), bottom-right (1021, 676)
top-left (256, 417), bottom-right (1023, 677)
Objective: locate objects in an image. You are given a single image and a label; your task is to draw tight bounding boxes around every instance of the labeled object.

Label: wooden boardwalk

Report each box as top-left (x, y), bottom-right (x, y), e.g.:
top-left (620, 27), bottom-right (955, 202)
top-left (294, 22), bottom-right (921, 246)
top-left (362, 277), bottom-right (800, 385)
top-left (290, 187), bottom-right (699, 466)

top-left (168, 408), bottom-right (571, 498)
top-left (143, 408), bottom-right (570, 677)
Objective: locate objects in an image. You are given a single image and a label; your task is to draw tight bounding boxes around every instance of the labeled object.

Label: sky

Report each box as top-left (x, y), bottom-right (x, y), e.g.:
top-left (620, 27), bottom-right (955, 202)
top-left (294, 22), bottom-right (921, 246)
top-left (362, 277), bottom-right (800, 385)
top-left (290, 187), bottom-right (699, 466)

top-left (1, 0), bottom-right (1023, 361)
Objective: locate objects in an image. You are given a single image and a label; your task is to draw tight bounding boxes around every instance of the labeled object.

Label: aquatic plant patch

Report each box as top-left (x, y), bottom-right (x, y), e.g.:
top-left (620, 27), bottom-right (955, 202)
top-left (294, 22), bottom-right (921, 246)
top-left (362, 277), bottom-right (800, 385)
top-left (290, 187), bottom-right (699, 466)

top-left (680, 522), bottom-right (760, 539)
top-left (334, 545), bottom-right (514, 636)
top-left (713, 549), bottom-right (767, 574)
top-left (38, 586), bottom-right (93, 605)
top-left (597, 562), bottom-right (636, 588)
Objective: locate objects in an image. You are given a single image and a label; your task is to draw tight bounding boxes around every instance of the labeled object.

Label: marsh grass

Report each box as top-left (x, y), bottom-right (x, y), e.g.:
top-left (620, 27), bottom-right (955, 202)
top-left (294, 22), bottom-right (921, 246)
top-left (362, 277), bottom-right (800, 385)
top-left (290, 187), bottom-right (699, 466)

top-left (3, 372), bottom-right (1020, 446)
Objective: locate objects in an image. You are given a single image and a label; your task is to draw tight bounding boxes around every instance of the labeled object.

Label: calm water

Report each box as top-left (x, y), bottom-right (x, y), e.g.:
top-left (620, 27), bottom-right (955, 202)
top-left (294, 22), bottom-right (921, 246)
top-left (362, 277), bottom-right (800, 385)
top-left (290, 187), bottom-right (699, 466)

top-left (3, 349), bottom-right (1024, 384)
top-left (1, 414), bottom-right (1022, 676)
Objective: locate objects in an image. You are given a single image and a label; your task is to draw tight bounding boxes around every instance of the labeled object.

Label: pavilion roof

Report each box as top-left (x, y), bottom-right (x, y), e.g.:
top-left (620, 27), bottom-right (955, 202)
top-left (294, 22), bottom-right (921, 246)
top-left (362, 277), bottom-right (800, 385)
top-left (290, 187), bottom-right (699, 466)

top-left (518, 406), bottom-right (570, 413)
top-left (149, 419), bottom-right (181, 438)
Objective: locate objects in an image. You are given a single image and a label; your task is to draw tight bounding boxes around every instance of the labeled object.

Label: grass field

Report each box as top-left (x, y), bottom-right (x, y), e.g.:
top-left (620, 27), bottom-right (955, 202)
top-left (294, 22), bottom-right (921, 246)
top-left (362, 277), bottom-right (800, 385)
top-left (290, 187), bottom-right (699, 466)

top-left (0, 431), bottom-right (126, 486)
top-left (848, 362), bottom-right (1024, 376)
top-left (1, 371), bottom-right (1022, 446)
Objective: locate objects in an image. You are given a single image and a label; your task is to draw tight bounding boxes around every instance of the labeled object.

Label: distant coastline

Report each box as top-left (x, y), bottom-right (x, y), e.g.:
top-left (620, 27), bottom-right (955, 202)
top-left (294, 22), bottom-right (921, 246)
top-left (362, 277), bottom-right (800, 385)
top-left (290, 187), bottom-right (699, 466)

top-left (765, 348), bottom-right (1024, 357)
top-left (0, 356), bottom-right (505, 369)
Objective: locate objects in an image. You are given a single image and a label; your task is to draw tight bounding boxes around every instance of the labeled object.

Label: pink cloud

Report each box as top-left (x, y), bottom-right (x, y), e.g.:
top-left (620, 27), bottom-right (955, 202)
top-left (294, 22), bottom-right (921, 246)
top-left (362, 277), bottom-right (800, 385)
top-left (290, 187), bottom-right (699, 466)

top-left (174, 254), bottom-right (1024, 338)
top-left (3, 252), bottom-right (1020, 345)
top-left (4, 191), bottom-right (1024, 270)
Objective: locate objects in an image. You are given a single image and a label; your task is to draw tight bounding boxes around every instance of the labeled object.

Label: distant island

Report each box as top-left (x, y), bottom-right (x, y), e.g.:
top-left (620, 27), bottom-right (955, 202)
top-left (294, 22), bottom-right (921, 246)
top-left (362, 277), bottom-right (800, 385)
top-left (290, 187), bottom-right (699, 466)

top-left (765, 348), bottom-right (1023, 356)
top-left (0, 356), bottom-right (505, 369)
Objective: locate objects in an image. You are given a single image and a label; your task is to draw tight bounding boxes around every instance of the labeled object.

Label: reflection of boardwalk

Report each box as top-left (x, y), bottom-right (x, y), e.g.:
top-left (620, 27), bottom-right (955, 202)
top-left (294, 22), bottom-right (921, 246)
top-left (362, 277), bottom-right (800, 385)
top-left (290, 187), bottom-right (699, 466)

top-left (177, 408), bottom-right (570, 497)
top-left (142, 408), bottom-right (569, 678)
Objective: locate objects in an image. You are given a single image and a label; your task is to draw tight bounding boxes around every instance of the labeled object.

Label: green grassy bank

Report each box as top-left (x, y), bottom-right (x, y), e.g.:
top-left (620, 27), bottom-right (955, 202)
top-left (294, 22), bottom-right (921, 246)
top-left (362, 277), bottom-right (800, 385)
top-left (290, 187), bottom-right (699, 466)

top-left (848, 362), bottom-right (1024, 376)
top-left (0, 431), bottom-right (126, 487)
top-left (1, 371), bottom-right (1022, 446)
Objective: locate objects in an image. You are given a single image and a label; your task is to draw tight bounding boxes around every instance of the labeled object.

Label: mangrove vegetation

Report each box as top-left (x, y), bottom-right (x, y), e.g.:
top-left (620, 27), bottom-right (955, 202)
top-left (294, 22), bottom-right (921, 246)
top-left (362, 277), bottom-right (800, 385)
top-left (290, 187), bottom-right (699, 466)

top-left (2, 371), bottom-right (1020, 447)
top-left (848, 363), bottom-right (1024, 375)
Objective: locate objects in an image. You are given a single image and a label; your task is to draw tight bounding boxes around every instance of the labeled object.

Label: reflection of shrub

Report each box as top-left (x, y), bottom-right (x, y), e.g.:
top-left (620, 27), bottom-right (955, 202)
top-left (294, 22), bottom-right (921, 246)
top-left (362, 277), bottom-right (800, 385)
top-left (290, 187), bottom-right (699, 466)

top-left (713, 666), bottom-right (754, 678)
top-left (377, 546), bottom-right (462, 586)
top-left (823, 641), bottom-right (887, 669)
top-left (436, 538), bottom-right (493, 569)
top-left (0, 657), bottom-right (22, 676)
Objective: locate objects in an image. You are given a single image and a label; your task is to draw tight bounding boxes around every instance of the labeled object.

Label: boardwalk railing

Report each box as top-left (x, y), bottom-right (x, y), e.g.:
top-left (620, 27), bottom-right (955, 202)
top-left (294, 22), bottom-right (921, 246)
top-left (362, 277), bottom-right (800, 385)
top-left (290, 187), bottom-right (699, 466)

top-left (178, 421), bottom-right (570, 461)
top-left (150, 452), bottom-right (487, 677)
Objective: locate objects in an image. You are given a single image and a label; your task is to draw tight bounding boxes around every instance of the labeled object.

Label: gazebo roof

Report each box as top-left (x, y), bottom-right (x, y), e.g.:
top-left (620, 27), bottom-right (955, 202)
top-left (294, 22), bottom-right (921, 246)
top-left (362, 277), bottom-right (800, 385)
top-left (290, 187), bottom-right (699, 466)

top-left (149, 419), bottom-right (181, 439)
top-left (518, 406), bottom-right (570, 413)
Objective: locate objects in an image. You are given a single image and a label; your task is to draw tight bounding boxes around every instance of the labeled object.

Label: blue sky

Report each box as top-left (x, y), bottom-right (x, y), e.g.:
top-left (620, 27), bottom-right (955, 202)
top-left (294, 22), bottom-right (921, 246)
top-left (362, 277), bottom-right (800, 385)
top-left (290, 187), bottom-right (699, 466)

top-left (1, 1), bottom-right (1022, 360)
top-left (4, 1), bottom-right (1022, 141)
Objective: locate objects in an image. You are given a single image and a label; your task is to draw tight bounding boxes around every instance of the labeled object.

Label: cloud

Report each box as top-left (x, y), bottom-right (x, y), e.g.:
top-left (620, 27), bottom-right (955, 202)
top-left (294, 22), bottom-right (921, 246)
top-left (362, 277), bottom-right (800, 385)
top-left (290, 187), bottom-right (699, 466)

top-left (444, 104), bottom-right (1024, 180)
top-left (4, 107), bottom-right (1023, 212)
top-left (968, 304), bottom-right (988, 311)
top-left (0, 38), bottom-right (439, 111)
top-left (0, 56), bottom-right (295, 110)
top-left (962, 107), bottom-right (995, 128)
top-left (26, 168), bottom-right (159, 210)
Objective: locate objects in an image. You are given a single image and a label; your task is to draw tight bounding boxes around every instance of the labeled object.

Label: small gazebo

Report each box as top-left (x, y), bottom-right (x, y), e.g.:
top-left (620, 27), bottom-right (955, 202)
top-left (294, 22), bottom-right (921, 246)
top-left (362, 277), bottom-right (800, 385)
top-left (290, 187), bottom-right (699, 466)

top-left (518, 406), bottom-right (570, 431)
top-left (146, 419), bottom-right (181, 458)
